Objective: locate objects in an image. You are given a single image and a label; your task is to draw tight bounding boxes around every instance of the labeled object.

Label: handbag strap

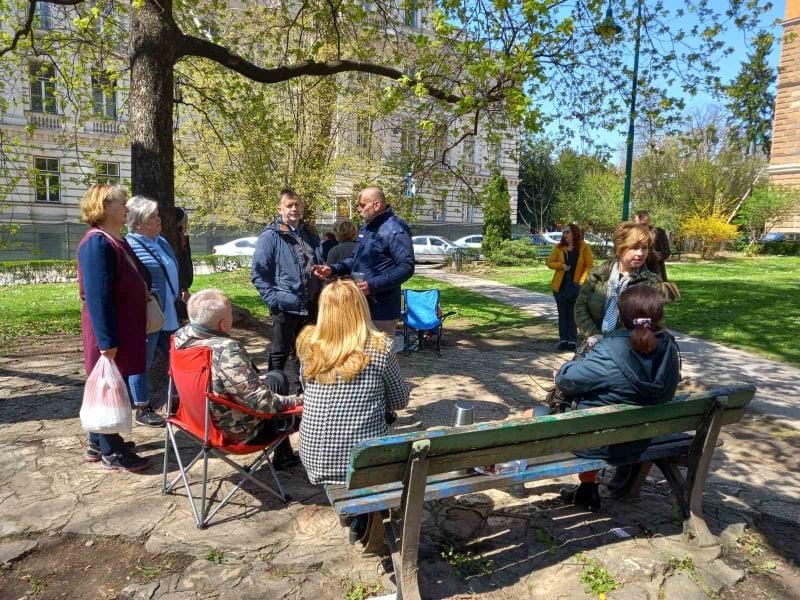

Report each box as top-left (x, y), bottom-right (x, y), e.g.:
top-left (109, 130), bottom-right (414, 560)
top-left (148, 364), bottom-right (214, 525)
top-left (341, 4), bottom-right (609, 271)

top-left (131, 236), bottom-right (178, 297)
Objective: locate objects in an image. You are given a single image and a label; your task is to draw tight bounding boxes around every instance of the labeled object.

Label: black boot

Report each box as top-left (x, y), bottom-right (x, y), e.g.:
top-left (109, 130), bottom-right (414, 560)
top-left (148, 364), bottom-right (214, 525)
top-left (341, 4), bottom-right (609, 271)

top-left (560, 482), bottom-right (601, 512)
top-left (272, 440), bottom-right (300, 471)
top-left (348, 514), bottom-right (369, 544)
top-left (607, 464), bottom-right (635, 495)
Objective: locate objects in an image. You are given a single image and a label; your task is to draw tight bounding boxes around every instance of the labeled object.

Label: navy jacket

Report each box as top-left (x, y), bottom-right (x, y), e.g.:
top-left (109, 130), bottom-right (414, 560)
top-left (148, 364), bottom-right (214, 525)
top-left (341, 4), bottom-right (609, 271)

top-left (556, 329), bottom-right (680, 462)
top-left (251, 218), bottom-right (322, 315)
top-left (329, 208), bottom-right (414, 321)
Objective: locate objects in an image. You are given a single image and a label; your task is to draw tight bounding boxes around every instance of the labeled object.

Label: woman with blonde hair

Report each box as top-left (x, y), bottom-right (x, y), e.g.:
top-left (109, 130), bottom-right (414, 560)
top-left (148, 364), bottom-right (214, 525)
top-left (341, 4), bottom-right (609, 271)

top-left (297, 278), bottom-right (409, 538)
top-left (574, 222), bottom-right (667, 350)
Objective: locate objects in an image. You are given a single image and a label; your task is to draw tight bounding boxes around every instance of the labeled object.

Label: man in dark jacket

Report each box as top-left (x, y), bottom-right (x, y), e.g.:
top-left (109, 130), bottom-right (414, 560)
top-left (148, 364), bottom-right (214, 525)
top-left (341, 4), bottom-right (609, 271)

top-left (635, 210), bottom-right (671, 281)
top-left (252, 188), bottom-right (322, 372)
top-left (312, 186), bottom-right (414, 335)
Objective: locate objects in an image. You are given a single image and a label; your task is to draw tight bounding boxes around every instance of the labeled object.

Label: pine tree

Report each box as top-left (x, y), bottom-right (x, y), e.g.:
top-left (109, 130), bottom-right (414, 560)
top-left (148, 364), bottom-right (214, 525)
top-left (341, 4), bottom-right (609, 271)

top-left (724, 32), bottom-right (776, 157)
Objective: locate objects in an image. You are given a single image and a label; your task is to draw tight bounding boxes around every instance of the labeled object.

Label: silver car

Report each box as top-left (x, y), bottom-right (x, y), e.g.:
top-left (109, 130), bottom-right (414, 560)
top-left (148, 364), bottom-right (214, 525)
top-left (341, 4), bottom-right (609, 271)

top-left (412, 236), bottom-right (466, 263)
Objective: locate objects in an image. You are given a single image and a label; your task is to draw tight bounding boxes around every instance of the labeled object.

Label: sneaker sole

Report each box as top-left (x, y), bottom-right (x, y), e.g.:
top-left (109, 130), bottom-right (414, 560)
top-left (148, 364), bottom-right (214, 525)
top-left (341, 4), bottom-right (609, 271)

top-left (84, 454), bottom-right (101, 463)
top-left (100, 460), bottom-right (151, 473)
top-left (135, 419), bottom-right (166, 428)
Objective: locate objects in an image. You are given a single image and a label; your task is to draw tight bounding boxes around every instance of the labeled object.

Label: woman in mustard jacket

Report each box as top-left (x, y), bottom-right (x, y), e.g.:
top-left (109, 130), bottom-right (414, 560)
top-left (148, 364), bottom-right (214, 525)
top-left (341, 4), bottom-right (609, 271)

top-left (546, 224), bottom-right (594, 351)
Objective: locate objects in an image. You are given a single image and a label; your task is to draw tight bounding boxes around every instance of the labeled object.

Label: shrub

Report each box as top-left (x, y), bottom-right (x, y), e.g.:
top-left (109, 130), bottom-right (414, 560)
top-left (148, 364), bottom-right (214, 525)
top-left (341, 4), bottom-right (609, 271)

top-left (481, 171), bottom-right (512, 256)
top-left (760, 242), bottom-right (800, 256)
top-left (678, 214), bottom-right (739, 259)
top-left (487, 238), bottom-right (539, 265)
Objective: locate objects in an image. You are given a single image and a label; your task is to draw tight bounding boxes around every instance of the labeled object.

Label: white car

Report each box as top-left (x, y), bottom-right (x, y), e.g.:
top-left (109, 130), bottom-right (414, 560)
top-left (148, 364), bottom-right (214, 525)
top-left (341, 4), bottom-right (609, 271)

top-left (211, 236), bottom-right (259, 256)
top-left (542, 231), bottom-right (613, 255)
top-left (412, 236), bottom-right (466, 263)
top-left (453, 234), bottom-right (483, 249)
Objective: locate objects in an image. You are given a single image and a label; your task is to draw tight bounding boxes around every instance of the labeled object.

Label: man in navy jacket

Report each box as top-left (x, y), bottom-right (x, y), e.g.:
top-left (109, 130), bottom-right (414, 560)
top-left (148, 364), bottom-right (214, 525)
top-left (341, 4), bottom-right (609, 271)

top-left (252, 188), bottom-right (322, 372)
top-left (313, 186), bottom-right (414, 334)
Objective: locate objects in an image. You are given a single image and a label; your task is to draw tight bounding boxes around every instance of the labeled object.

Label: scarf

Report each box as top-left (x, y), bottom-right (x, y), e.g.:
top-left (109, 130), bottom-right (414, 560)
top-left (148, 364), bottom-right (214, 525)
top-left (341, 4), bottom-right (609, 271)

top-left (601, 261), bottom-right (632, 334)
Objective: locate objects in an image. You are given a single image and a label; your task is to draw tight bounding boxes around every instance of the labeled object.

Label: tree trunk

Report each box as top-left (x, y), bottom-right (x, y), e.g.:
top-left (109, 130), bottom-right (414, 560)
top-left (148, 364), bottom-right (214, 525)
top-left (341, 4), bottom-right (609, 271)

top-left (129, 0), bottom-right (178, 249)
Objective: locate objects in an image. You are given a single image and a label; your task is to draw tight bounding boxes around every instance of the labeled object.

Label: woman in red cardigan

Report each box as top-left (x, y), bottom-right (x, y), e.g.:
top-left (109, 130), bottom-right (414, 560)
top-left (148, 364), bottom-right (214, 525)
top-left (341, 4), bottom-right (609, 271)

top-left (77, 184), bottom-right (150, 472)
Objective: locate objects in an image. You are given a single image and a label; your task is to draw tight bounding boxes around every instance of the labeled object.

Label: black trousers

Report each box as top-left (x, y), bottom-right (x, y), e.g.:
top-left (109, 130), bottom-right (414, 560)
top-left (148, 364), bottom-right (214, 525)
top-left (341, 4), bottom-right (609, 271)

top-left (554, 284), bottom-right (579, 344)
top-left (268, 305), bottom-right (317, 372)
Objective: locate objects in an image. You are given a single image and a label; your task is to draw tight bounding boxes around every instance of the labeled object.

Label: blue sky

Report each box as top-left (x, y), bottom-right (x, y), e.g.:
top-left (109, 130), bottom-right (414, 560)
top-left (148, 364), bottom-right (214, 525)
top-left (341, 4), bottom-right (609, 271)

top-left (560, 0), bottom-right (787, 155)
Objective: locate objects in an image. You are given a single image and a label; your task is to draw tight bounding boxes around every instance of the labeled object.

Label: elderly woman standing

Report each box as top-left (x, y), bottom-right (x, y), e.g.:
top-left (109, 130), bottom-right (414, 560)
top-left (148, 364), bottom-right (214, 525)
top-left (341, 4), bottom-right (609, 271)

top-left (574, 222), bottom-right (667, 350)
top-left (77, 184), bottom-right (150, 472)
top-left (325, 220), bottom-right (357, 264)
top-left (125, 196), bottom-right (182, 428)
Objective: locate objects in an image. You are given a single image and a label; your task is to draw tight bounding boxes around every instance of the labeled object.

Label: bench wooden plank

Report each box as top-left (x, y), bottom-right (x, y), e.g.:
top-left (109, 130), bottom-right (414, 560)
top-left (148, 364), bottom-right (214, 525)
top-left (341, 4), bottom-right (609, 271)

top-left (347, 387), bottom-right (754, 477)
top-left (333, 438), bottom-right (694, 517)
top-left (347, 407), bottom-right (745, 489)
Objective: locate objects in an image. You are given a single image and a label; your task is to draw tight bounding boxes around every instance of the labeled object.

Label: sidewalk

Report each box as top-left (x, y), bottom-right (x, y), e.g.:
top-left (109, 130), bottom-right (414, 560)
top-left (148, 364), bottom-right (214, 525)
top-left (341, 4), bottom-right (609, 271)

top-left (422, 269), bottom-right (800, 429)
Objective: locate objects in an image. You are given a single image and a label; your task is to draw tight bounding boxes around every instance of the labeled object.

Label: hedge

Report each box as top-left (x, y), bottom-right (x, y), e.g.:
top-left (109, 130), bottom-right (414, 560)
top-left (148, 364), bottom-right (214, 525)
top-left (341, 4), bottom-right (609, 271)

top-left (759, 242), bottom-right (800, 256)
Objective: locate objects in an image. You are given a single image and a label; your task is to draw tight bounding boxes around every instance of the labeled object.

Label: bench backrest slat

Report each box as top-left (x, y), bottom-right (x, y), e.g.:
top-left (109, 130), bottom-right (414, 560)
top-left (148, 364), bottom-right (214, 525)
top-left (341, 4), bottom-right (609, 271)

top-left (345, 385), bottom-right (755, 490)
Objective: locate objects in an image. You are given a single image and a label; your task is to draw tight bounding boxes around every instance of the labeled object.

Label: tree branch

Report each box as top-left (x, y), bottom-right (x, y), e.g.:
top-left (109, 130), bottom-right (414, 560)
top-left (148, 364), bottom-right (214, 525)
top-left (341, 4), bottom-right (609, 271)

top-left (177, 32), bottom-right (464, 104)
top-left (0, 0), bottom-right (86, 58)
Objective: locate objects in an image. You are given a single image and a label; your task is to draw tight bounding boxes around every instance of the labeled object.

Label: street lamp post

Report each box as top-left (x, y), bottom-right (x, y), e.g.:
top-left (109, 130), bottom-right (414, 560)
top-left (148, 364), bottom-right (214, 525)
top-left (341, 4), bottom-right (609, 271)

top-left (596, 1), bottom-right (642, 222)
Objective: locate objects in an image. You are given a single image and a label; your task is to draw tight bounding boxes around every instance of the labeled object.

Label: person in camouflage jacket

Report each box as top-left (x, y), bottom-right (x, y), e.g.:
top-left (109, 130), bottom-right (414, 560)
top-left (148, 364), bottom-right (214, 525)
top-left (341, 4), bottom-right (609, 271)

top-left (174, 289), bottom-right (302, 444)
top-left (575, 223), bottom-right (669, 343)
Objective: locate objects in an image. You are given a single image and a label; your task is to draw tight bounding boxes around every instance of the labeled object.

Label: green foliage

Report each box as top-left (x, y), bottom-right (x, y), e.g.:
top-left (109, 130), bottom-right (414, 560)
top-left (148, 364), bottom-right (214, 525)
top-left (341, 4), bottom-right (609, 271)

top-left (481, 171), bottom-right (512, 255)
top-left (487, 238), bottom-right (539, 265)
top-left (724, 31), bottom-right (776, 158)
top-left (440, 544), bottom-right (495, 578)
top-left (668, 554), bottom-right (695, 573)
top-left (576, 554), bottom-right (618, 597)
top-left (205, 549), bottom-right (225, 564)
top-left (552, 150), bottom-right (622, 237)
top-left (679, 214), bottom-right (739, 258)
top-left (733, 184), bottom-right (798, 242)
top-left (760, 242), bottom-right (800, 256)
top-left (342, 579), bottom-right (384, 600)
top-left (518, 137), bottom-right (558, 231)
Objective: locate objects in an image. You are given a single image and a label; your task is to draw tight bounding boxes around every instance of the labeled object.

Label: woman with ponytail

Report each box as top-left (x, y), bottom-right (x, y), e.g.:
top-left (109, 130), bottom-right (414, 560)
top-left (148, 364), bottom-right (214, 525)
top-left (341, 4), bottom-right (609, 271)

top-left (551, 285), bottom-right (680, 512)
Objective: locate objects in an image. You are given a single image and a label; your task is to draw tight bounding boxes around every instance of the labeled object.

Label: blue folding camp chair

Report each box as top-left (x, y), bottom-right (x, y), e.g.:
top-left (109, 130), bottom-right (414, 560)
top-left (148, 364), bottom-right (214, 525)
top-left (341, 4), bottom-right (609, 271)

top-left (401, 289), bottom-right (455, 355)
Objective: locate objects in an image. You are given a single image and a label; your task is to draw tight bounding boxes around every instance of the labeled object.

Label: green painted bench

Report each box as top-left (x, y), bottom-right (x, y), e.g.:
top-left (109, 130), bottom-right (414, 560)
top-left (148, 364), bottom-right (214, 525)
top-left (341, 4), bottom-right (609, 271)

top-left (325, 384), bottom-right (755, 600)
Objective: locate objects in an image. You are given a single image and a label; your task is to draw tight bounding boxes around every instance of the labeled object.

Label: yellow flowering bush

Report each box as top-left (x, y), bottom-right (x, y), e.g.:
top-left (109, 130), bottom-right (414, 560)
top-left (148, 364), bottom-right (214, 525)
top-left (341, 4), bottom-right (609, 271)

top-left (679, 214), bottom-right (740, 259)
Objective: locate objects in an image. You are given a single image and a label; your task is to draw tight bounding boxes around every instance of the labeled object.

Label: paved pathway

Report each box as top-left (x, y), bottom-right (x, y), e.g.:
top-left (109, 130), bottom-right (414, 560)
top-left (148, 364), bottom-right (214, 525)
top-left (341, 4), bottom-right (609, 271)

top-left (422, 269), bottom-right (800, 428)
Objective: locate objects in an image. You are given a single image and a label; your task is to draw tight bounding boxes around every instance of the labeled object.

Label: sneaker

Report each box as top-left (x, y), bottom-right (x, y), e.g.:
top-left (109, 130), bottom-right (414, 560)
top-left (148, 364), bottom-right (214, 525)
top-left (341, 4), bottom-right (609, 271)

top-left (100, 452), bottom-right (150, 473)
top-left (135, 406), bottom-right (166, 428)
top-left (85, 440), bottom-right (136, 463)
top-left (556, 341), bottom-right (570, 351)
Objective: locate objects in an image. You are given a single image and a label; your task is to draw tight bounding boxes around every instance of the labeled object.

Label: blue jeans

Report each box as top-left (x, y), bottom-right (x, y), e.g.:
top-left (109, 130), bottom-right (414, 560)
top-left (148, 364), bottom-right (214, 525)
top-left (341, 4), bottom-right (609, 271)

top-left (88, 431), bottom-right (124, 455)
top-left (128, 329), bottom-right (175, 407)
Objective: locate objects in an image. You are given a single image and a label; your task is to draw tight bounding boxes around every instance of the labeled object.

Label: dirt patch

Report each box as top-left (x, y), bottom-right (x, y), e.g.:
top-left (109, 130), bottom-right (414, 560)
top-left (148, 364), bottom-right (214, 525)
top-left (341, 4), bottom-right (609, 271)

top-left (0, 534), bottom-right (192, 600)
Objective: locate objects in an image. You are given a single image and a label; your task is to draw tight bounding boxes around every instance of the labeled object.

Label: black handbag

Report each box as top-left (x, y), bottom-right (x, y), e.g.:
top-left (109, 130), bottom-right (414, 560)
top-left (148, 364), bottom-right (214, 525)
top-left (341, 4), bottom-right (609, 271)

top-left (132, 237), bottom-right (189, 323)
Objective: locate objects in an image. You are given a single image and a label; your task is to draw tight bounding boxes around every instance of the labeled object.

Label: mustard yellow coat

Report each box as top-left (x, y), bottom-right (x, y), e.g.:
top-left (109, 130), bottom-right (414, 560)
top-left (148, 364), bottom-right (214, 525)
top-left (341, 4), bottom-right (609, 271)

top-left (546, 241), bottom-right (594, 292)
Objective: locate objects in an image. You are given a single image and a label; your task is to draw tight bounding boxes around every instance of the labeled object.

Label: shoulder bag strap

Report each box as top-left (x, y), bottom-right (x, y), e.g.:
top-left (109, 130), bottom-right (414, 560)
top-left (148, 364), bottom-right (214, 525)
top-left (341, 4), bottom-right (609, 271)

top-left (131, 237), bottom-right (178, 297)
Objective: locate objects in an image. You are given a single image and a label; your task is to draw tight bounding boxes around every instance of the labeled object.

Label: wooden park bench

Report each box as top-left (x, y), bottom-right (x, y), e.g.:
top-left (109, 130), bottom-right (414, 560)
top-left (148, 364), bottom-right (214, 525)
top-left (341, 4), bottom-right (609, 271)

top-left (325, 384), bottom-right (755, 600)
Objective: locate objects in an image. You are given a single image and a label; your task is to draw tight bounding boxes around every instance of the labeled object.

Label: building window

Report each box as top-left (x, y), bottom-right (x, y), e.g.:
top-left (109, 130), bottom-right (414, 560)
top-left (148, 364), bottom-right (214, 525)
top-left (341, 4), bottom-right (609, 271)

top-left (432, 198), bottom-right (446, 222)
top-left (487, 140), bottom-right (502, 170)
top-left (404, 0), bottom-right (418, 27)
top-left (355, 114), bottom-right (371, 152)
top-left (96, 161), bottom-right (120, 185)
top-left (29, 62), bottom-right (58, 114)
top-left (336, 196), bottom-right (351, 219)
top-left (461, 137), bottom-right (475, 173)
top-left (34, 157), bottom-right (60, 203)
top-left (92, 73), bottom-right (117, 120)
top-left (35, 2), bottom-right (53, 30)
top-left (461, 202), bottom-right (474, 223)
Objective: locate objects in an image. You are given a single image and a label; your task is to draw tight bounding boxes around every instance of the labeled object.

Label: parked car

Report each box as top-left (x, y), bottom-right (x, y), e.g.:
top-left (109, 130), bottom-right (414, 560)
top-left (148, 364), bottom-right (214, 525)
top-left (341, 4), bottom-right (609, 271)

top-left (453, 234), bottom-right (483, 249)
top-left (541, 231), bottom-right (613, 256)
top-left (211, 236), bottom-right (259, 256)
top-left (412, 236), bottom-right (466, 263)
top-left (759, 232), bottom-right (785, 243)
top-left (512, 233), bottom-right (547, 245)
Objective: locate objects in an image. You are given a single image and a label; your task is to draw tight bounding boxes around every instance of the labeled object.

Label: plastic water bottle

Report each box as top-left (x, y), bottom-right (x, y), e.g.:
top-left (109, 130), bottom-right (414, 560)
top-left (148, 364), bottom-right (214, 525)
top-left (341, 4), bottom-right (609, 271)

top-left (494, 459), bottom-right (528, 475)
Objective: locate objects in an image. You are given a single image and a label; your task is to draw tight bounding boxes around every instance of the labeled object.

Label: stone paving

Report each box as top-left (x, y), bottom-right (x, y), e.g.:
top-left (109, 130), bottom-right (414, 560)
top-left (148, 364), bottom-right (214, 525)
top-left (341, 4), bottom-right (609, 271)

top-left (1, 306), bottom-right (799, 598)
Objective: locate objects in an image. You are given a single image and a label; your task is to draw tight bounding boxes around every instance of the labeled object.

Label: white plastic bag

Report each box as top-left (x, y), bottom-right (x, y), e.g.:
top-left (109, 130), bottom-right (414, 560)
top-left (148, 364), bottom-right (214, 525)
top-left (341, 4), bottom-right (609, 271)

top-left (79, 356), bottom-right (132, 434)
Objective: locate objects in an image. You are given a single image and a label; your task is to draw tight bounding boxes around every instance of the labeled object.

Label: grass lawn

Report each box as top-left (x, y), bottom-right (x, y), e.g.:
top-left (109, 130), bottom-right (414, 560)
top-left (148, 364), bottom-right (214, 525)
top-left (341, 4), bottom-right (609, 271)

top-left (482, 256), bottom-right (800, 366)
top-left (0, 270), bottom-right (538, 343)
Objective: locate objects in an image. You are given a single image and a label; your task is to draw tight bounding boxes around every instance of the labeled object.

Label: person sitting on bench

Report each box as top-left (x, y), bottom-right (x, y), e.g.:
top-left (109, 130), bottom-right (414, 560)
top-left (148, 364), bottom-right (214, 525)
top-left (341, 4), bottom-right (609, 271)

top-left (550, 285), bottom-right (680, 512)
top-left (296, 279), bottom-right (410, 540)
top-left (173, 289), bottom-right (303, 461)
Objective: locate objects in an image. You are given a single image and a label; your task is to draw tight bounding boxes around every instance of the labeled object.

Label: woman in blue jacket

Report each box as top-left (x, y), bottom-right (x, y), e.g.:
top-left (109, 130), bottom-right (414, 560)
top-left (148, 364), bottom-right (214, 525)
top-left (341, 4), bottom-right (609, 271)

top-left (553, 285), bottom-right (680, 512)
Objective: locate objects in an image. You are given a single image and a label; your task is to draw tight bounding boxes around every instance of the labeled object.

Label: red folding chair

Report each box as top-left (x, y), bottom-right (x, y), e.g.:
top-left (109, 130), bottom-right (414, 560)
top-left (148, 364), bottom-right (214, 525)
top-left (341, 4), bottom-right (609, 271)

top-left (162, 342), bottom-right (302, 529)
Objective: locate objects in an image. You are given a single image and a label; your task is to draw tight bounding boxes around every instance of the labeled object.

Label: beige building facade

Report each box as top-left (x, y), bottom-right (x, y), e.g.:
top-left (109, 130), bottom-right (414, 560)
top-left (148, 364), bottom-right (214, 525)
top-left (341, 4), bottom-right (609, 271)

top-left (769, 0), bottom-right (800, 232)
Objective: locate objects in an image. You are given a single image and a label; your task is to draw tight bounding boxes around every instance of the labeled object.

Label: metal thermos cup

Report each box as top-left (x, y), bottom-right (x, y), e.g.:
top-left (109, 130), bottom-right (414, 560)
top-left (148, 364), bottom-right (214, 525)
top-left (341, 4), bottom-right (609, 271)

top-left (453, 401), bottom-right (475, 427)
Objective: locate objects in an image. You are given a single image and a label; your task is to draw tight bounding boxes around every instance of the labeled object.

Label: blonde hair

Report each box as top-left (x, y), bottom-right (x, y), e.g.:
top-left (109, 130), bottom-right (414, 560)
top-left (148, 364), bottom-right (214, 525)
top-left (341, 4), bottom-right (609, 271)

top-left (335, 219), bottom-right (358, 242)
top-left (296, 279), bottom-right (387, 384)
top-left (613, 222), bottom-right (652, 258)
top-left (80, 184), bottom-right (127, 226)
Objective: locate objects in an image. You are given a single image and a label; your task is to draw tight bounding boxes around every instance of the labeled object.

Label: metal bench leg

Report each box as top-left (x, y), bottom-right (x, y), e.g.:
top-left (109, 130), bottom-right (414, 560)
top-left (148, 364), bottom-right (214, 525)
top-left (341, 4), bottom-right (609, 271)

top-left (391, 440), bottom-right (430, 600)
top-left (684, 396), bottom-right (727, 547)
top-left (361, 511), bottom-right (387, 555)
